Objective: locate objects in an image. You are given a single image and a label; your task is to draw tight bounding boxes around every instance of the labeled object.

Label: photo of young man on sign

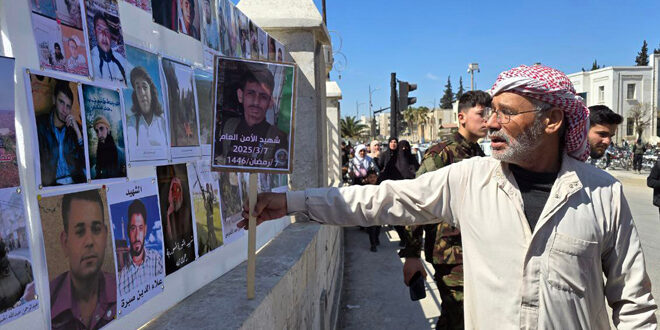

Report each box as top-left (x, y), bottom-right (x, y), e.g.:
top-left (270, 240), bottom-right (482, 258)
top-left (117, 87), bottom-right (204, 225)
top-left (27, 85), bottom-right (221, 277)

top-left (212, 57), bottom-right (295, 172)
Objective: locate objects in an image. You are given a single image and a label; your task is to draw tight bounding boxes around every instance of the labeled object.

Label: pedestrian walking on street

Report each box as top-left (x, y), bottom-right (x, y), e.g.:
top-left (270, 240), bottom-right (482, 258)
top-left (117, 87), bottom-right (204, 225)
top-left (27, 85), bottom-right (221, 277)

top-left (399, 91), bottom-right (490, 330)
top-left (349, 144), bottom-right (377, 185)
top-left (633, 139), bottom-right (646, 173)
top-left (364, 169), bottom-right (382, 252)
top-left (647, 159), bottom-right (660, 217)
top-left (378, 138), bottom-right (419, 246)
top-left (241, 64), bottom-right (657, 329)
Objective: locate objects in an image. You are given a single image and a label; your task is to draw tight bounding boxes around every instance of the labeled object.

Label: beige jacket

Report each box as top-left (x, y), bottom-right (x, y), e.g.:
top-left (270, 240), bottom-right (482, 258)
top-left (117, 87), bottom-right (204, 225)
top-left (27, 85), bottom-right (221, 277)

top-left (287, 155), bottom-right (657, 329)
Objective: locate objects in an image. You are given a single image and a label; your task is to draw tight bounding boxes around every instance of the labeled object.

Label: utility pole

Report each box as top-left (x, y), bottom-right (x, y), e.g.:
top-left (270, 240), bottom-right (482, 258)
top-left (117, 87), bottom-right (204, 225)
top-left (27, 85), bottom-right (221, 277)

top-left (369, 85), bottom-right (380, 139)
top-left (390, 73), bottom-right (397, 138)
top-left (468, 63), bottom-right (480, 91)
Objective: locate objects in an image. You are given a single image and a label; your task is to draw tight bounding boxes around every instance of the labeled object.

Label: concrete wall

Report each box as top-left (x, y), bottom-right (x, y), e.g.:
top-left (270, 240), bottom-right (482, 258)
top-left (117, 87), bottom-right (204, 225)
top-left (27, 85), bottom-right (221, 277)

top-left (143, 222), bottom-right (344, 330)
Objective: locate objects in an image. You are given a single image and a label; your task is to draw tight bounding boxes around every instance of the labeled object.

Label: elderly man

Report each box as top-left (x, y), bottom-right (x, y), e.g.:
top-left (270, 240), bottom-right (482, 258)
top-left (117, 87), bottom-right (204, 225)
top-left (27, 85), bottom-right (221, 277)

top-left (242, 65), bottom-right (657, 328)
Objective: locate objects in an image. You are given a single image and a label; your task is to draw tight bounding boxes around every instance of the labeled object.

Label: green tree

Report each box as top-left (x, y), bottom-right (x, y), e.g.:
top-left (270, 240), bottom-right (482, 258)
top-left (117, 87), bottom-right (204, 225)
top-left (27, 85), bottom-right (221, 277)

top-left (456, 76), bottom-right (465, 101)
top-left (402, 107), bottom-right (416, 138)
top-left (654, 42), bottom-right (660, 54)
top-left (635, 40), bottom-right (649, 66)
top-left (591, 59), bottom-right (601, 71)
top-left (340, 116), bottom-right (367, 140)
top-left (440, 76), bottom-right (454, 109)
top-left (414, 106), bottom-right (431, 142)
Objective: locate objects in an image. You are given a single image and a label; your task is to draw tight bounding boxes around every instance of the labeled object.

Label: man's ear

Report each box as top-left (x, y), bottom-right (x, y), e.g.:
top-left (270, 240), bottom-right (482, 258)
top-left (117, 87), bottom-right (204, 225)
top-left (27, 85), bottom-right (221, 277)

top-left (545, 107), bottom-right (564, 134)
top-left (60, 230), bottom-right (68, 256)
top-left (237, 88), bottom-right (243, 104)
top-left (457, 111), bottom-right (465, 127)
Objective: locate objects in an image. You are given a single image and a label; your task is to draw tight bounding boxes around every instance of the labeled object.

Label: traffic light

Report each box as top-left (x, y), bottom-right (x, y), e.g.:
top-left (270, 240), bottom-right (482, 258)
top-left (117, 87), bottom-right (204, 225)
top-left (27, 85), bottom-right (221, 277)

top-left (398, 81), bottom-right (417, 113)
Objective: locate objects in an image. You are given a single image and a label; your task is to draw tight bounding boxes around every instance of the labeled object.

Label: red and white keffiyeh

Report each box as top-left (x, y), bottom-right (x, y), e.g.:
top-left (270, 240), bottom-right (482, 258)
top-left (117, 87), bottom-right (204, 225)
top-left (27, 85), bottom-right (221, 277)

top-left (489, 65), bottom-right (589, 161)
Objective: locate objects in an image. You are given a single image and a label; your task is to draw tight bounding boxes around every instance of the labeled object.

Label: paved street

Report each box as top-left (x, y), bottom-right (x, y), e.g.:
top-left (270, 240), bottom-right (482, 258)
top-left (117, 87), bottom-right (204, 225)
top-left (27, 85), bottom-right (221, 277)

top-left (339, 169), bottom-right (660, 329)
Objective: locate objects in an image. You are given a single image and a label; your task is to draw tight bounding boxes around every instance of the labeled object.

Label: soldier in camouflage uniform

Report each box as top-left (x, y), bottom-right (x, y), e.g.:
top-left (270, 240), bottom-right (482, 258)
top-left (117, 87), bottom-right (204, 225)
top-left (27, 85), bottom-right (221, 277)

top-left (400, 91), bottom-right (491, 330)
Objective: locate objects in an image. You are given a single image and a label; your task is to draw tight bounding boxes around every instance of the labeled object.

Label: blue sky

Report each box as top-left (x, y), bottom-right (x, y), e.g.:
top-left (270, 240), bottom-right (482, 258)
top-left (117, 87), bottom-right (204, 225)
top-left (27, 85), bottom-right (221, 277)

top-left (315, 0), bottom-right (660, 118)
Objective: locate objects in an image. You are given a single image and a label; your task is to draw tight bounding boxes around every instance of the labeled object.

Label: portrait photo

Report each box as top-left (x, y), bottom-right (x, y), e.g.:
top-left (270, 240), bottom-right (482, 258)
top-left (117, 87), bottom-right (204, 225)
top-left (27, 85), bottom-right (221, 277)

top-left (55, 0), bottom-right (83, 29)
top-left (257, 28), bottom-right (268, 60)
top-left (156, 164), bottom-right (196, 274)
top-left (61, 25), bottom-right (89, 76)
top-left (194, 69), bottom-right (214, 149)
top-left (151, 0), bottom-right (177, 31)
top-left (81, 84), bottom-right (127, 181)
top-left (217, 171), bottom-right (244, 244)
top-left (125, 0), bottom-right (152, 13)
top-left (31, 0), bottom-right (57, 19)
top-left (37, 188), bottom-right (117, 329)
top-left (178, 0), bottom-right (201, 40)
top-left (31, 13), bottom-right (65, 72)
top-left (188, 161), bottom-right (223, 257)
top-left (0, 57), bottom-right (19, 189)
top-left (0, 188), bottom-right (39, 326)
top-left (228, 2), bottom-right (241, 58)
top-left (216, 0), bottom-right (230, 56)
top-left (28, 73), bottom-right (87, 188)
top-left (200, 0), bottom-right (219, 51)
top-left (275, 40), bottom-right (285, 63)
top-left (237, 11), bottom-right (250, 59)
top-left (123, 45), bottom-right (169, 162)
top-left (212, 57), bottom-right (296, 172)
top-left (107, 178), bottom-right (165, 316)
top-left (249, 21), bottom-right (259, 60)
top-left (161, 58), bottom-right (200, 150)
top-left (85, 0), bottom-right (128, 85)
top-left (267, 35), bottom-right (275, 61)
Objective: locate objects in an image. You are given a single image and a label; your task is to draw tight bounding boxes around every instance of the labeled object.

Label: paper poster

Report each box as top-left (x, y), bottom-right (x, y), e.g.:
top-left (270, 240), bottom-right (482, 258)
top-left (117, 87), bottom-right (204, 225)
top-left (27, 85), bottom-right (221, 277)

top-left (85, 0), bottom-right (128, 85)
top-left (26, 72), bottom-right (88, 188)
top-left (37, 188), bottom-right (117, 329)
top-left (212, 57), bottom-right (296, 173)
top-left (81, 84), bottom-right (127, 181)
top-left (0, 58), bottom-right (19, 189)
top-left (31, 0), bottom-right (90, 77)
top-left (274, 40), bottom-right (285, 62)
top-left (152, 0), bottom-right (177, 31)
top-left (248, 21), bottom-right (259, 60)
top-left (161, 58), bottom-right (201, 159)
top-left (228, 2), bottom-right (241, 58)
top-left (123, 45), bottom-right (169, 163)
top-left (178, 0), bottom-right (201, 40)
top-left (194, 69), bottom-right (213, 154)
top-left (125, 0), bottom-right (152, 13)
top-left (257, 28), bottom-right (268, 60)
top-left (267, 35), bottom-right (275, 61)
top-left (107, 178), bottom-right (165, 316)
top-left (156, 164), bottom-right (196, 274)
top-left (217, 171), bottom-right (245, 244)
top-left (217, 0), bottom-right (230, 56)
top-left (0, 188), bottom-right (39, 326)
top-left (187, 161), bottom-right (223, 257)
top-left (237, 10), bottom-right (250, 59)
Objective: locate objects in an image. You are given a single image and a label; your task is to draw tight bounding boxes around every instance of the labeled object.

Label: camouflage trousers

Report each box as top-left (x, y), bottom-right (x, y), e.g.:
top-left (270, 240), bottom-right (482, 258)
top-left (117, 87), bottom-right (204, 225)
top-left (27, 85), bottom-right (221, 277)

top-left (433, 263), bottom-right (464, 330)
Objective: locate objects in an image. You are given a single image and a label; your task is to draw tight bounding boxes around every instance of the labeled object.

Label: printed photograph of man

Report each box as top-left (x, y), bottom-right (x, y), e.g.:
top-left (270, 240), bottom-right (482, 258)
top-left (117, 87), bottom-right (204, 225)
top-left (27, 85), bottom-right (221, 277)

top-left (217, 171), bottom-right (244, 243)
top-left (32, 12), bottom-right (63, 71)
top-left (116, 199), bottom-right (164, 295)
top-left (157, 164), bottom-right (195, 274)
top-left (152, 0), bottom-right (177, 30)
top-left (217, 0), bottom-right (230, 55)
top-left (92, 116), bottom-right (125, 179)
top-left (257, 28), bottom-right (267, 60)
top-left (162, 58), bottom-right (199, 148)
top-left (178, 0), bottom-right (200, 40)
top-left (31, 0), bottom-right (57, 19)
top-left (64, 33), bottom-right (88, 75)
top-left (238, 14), bottom-right (250, 59)
top-left (194, 69), bottom-right (214, 146)
top-left (0, 188), bottom-right (38, 326)
top-left (201, 0), bottom-right (218, 50)
top-left (56, 0), bottom-right (83, 29)
top-left (249, 21), bottom-right (259, 60)
top-left (214, 60), bottom-right (293, 170)
top-left (267, 36), bottom-right (275, 61)
top-left (32, 76), bottom-right (86, 187)
top-left (188, 162), bottom-right (222, 257)
top-left (36, 189), bottom-right (116, 330)
top-left (87, 9), bottom-right (127, 85)
top-left (52, 42), bottom-right (66, 68)
top-left (126, 0), bottom-right (151, 12)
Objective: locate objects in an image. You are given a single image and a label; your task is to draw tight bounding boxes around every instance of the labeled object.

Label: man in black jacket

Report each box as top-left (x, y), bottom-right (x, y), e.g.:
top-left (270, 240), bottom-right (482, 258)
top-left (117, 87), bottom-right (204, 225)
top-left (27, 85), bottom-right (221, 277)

top-left (647, 159), bottom-right (660, 216)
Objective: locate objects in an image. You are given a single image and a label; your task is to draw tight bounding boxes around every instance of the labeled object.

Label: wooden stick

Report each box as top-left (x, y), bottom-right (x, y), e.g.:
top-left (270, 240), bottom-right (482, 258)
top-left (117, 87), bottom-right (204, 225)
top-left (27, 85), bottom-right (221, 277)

top-left (247, 173), bottom-right (258, 299)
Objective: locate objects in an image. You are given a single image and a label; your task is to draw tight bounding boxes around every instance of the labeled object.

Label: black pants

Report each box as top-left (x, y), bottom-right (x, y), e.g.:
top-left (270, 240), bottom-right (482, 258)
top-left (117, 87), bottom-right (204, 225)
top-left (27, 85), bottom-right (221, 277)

top-left (393, 225), bottom-right (409, 246)
top-left (367, 226), bottom-right (380, 246)
top-left (633, 154), bottom-right (643, 171)
top-left (433, 264), bottom-right (464, 330)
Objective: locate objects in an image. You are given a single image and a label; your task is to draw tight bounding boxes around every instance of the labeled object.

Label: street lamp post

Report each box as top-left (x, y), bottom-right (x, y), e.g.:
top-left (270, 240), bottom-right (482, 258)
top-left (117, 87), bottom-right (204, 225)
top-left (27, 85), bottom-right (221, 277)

top-left (468, 63), bottom-right (480, 91)
top-left (369, 85), bottom-right (380, 138)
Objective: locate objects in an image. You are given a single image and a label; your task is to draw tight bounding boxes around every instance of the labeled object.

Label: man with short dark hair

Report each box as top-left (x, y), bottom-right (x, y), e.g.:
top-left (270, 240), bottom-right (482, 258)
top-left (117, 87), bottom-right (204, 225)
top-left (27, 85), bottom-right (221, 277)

top-left (90, 13), bottom-right (127, 84)
top-left (216, 65), bottom-right (288, 168)
top-left (587, 105), bottom-right (622, 163)
top-left (244, 65), bottom-right (657, 328)
top-left (36, 80), bottom-right (86, 186)
top-left (401, 90), bottom-right (490, 329)
top-left (117, 199), bottom-right (163, 295)
top-left (51, 189), bottom-right (116, 329)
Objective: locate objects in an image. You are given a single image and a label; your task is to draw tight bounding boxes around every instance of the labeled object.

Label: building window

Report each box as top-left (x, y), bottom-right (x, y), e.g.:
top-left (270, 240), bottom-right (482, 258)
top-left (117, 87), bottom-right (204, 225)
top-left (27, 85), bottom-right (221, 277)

top-left (598, 86), bottom-right (604, 102)
top-left (578, 92), bottom-right (587, 103)
top-left (626, 84), bottom-right (635, 100)
top-left (627, 118), bottom-right (634, 136)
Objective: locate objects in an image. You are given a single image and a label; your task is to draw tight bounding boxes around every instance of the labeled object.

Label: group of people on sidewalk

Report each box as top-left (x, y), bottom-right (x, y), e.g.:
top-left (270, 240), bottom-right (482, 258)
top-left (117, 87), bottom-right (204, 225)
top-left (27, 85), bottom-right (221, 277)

top-left (241, 64), bottom-right (659, 329)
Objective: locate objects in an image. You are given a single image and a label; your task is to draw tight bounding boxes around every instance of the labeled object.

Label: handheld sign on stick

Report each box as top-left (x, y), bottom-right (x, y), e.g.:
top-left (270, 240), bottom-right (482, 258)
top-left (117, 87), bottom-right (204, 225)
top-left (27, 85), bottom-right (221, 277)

top-left (211, 56), bottom-right (297, 299)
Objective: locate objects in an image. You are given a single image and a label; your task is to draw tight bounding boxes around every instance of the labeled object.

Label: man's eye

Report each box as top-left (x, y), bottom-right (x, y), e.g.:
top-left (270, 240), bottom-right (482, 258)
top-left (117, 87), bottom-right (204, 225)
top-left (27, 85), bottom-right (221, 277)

top-left (76, 228), bottom-right (85, 237)
top-left (92, 224), bottom-right (102, 234)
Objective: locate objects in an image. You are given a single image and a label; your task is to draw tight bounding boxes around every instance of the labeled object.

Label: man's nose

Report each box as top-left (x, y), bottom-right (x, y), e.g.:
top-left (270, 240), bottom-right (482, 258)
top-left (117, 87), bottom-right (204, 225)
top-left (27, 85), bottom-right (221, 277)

top-left (486, 112), bottom-right (500, 130)
top-left (604, 136), bottom-right (611, 145)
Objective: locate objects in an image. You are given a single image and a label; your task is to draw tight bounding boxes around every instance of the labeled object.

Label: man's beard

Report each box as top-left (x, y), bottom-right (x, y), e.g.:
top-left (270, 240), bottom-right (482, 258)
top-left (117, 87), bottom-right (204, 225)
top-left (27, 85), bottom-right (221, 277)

top-left (130, 241), bottom-right (144, 257)
top-left (97, 133), bottom-right (118, 169)
top-left (490, 117), bottom-right (546, 164)
top-left (589, 144), bottom-right (606, 159)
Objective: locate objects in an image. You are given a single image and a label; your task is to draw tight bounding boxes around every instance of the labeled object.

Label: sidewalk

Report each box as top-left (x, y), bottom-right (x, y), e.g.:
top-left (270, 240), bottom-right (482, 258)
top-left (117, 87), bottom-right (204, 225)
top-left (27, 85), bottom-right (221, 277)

top-left (339, 226), bottom-right (440, 330)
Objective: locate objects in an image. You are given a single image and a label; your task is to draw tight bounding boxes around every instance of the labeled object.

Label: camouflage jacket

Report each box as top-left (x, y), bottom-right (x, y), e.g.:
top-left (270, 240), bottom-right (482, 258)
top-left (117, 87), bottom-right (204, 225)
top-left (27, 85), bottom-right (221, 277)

top-left (399, 132), bottom-right (485, 264)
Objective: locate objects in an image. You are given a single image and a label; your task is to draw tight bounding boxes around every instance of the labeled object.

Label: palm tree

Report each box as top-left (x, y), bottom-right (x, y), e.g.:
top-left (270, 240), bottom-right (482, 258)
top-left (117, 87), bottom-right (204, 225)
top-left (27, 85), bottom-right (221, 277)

top-left (402, 107), bottom-right (416, 140)
top-left (341, 116), bottom-right (368, 140)
top-left (414, 106), bottom-right (430, 142)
